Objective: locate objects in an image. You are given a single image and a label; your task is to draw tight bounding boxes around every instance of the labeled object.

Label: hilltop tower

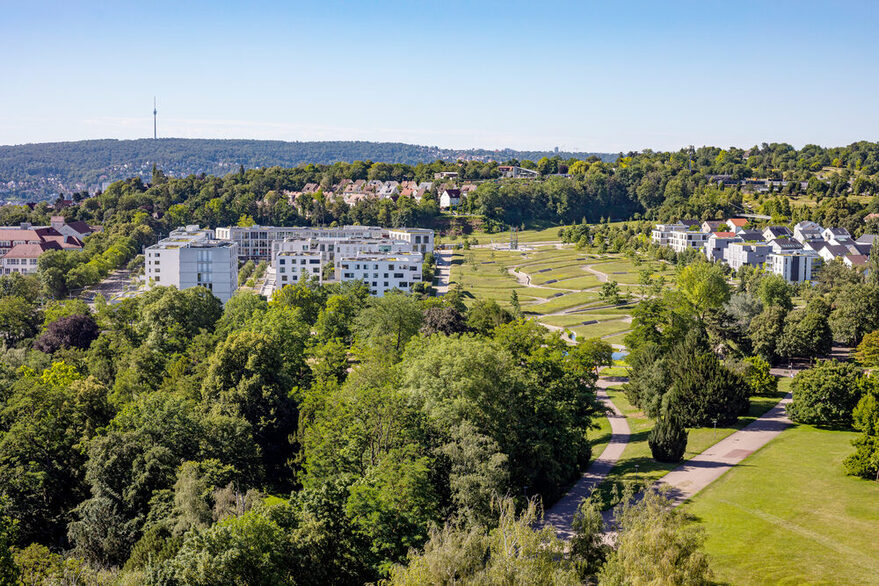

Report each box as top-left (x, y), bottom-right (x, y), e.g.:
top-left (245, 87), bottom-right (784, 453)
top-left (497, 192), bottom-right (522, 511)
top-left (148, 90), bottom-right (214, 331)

top-left (153, 97), bottom-right (157, 139)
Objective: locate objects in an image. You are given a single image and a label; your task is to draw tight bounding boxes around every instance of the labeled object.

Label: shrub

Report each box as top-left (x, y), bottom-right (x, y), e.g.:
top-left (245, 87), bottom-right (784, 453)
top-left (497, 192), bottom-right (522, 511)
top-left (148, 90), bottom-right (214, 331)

top-left (788, 361), bottom-right (864, 427)
top-left (649, 411), bottom-right (687, 463)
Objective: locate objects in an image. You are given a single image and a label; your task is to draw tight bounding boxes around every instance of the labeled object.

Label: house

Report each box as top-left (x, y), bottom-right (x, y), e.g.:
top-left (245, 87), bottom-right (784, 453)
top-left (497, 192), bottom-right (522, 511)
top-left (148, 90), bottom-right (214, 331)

top-left (434, 171), bottom-right (459, 179)
top-left (762, 226), bottom-right (792, 241)
top-left (767, 250), bottom-right (820, 282)
top-left (1, 241), bottom-right (62, 275)
top-left (857, 234), bottom-right (878, 246)
top-left (49, 216), bottom-right (100, 240)
top-left (727, 242), bottom-right (771, 271)
top-left (817, 244), bottom-right (852, 263)
top-left (822, 227), bottom-right (852, 244)
top-left (701, 220), bottom-right (726, 233)
top-left (738, 229), bottom-right (764, 242)
top-left (726, 218), bottom-right (749, 234)
top-left (769, 238), bottom-right (803, 254)
top-left (844, 255), bottom-right (869, 269)
top-left (704, 232), bottom-right (741, 262)
top-left (793, 221), bottom-right (824, 243)
top-left (440, 189), bottom-right (462, 209)
top-left (378, 181), bottom-right (400, 199)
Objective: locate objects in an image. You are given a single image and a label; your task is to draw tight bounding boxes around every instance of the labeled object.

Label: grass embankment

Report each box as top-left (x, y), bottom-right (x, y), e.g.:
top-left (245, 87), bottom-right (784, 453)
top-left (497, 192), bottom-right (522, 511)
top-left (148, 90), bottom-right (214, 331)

top-left (686, 423), bottom-right (879, 585)
top-left (594, 378), bottom-right (791, 507)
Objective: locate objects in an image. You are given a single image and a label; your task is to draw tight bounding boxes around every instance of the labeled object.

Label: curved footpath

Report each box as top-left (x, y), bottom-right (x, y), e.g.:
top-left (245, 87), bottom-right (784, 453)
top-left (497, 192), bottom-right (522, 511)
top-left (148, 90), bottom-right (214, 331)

top-left (544, 381), bottom-right (631, 539)
top-left (546, 388), bottom-right (794, 538)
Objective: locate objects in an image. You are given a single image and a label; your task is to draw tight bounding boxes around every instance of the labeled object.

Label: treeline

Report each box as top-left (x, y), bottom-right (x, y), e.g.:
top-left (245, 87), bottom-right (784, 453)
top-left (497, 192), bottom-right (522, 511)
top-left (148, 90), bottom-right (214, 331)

top-left (0, 138), bottom-right (612, 200)
top-left (0, 271), bottom-right (620, 583)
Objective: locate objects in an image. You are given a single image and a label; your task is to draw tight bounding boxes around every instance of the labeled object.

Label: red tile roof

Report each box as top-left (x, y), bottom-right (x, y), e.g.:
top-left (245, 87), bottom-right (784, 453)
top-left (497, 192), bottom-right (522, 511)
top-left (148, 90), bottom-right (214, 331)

top-left (2, 242), bottom-right (61, 259)
top-left (713, 231), bottom-right (737, 238)
top-left (728, 218), bottom-right (748, 226)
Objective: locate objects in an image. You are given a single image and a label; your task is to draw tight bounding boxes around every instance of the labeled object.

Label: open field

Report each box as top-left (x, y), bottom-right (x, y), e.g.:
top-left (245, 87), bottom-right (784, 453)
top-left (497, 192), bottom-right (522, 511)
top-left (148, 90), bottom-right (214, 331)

top-left (686, 424), bottom-right (879, 585)
top-left (594, 378), bottom-right (792, 506)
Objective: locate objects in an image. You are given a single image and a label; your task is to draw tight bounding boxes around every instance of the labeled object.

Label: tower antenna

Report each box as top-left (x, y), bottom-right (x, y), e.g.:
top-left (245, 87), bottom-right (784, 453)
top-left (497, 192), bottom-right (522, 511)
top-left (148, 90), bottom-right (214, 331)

top-left (153, 97), bottom-right (157, 140)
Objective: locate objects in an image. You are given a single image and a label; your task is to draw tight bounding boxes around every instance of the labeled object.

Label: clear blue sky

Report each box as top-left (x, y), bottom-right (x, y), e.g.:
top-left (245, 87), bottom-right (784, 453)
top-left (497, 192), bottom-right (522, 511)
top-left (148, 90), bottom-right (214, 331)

top-left (1, 0), bottom-right (877, 152)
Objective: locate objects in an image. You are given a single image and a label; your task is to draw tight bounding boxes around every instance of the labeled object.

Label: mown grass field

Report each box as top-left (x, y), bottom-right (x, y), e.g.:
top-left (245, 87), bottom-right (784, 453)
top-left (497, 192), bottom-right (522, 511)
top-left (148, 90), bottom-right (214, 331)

top-left (685, 423), bottom-right (879, 585)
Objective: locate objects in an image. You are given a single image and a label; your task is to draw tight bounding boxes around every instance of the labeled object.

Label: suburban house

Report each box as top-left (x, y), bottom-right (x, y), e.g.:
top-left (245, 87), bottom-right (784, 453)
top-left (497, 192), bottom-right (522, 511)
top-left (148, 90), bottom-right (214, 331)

top-left (793, 221), bottom-right (823, 243)
top-left (762, 226), bottom-right (792, 240)
top-left (440, 189), bottom-right (462, 209)
top-left (726, 218), bottom-right (749, 234)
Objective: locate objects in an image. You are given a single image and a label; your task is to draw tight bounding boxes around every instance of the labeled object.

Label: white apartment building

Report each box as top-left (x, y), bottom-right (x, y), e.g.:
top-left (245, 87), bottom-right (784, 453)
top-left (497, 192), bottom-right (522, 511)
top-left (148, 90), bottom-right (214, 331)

top-left (215, 225), bottom-right (432, 261)
top-left (388, 228), bottom-right (434, 254)
top-left (144, 225), bottom-right (238, 303)
top-left (337, 253), bottom-right (423, 296)
top-left (767, 250), bottom-right (820, 283)
top-left (669, 229), bottom-right (709, 253)
top-left (651, 223), bottom-right (688, 246)
top-left (726, 242), bottom-right (771, 271)
top-left (704, 232), bottom-right (742, 262)
top-left (275, 251), bottom-right (324, 287)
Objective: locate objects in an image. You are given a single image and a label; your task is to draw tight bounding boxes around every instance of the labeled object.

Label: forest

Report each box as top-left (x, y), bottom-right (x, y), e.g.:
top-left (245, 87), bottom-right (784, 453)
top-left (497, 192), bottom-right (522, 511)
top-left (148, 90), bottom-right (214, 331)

top-left (0, 139), bottom-right (612, 200)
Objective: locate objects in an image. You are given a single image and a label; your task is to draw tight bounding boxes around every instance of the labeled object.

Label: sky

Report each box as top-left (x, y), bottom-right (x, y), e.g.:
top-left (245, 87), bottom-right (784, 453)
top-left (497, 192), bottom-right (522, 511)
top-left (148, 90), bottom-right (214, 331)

top-left (1, 0), bottom-right (878, 153)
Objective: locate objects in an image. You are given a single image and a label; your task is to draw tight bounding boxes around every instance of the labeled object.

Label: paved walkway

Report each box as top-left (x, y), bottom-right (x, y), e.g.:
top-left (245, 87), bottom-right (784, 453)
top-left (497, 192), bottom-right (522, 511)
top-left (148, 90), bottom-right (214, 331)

top-left (658, 392), bottom-right (793, 506)
top-left (434, 250), bottom-right (453, 294)
top-left (544, 381), bottom-right (630, 538)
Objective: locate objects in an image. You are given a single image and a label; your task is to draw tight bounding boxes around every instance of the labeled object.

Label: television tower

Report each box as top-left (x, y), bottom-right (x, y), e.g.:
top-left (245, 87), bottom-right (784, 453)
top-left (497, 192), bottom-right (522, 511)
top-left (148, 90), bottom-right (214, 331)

top-left (153, 97), bottom-right (157, 139)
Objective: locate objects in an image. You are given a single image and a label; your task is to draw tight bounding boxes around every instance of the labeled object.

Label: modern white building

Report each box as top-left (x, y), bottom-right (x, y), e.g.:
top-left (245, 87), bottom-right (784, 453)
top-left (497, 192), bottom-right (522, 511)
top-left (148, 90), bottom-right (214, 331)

top-left (388, 228), bottom-right (434, 254)
top-left (726, 242), bottom-right (771, 271)
top-left (767, 250), bottom-right (821, 283)
top-left (669, 229), bottom-right (709, 253)
top-left (275, 250), bottom-right (324, 287)
top-left (704, 232), bottom-right (742, 262)
top-left (337, 253), bottom-right (424, 296)
top-left (144, 225), bottom-right (238, 303)
top-left (651, 223), bottom-right (688, 246)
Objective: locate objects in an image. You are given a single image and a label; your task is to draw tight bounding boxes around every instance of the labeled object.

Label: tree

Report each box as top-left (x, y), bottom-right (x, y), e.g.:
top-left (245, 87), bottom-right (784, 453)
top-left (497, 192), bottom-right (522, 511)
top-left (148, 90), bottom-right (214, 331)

top-left (677, 262), bottom-right (730, 318)
top-left (788, 361), bottom-right (864, 427)
top-left (420, 305), bottom-right (469, 336)
top-left (829, 283), bottom-right (879, 346)
top-left (742, 355), bottom-right (778, 396)
top-left (34, 313), bottom-right (100, 353)
top-left (466, 299), bottom-right (513, 335)
top-left (776, 307), bottom-right (833, 360)
top-left (0, 498), bottom-right (20, 585)
top-left (649, 409), bottom-right (688, 463)
top-left (386, 498), bottom-right (580, 586)
top-left (749, 305), bottom-right (787, 362)
top-left (844, 383), bottom-right (879, 479)
top-left (571, 493), bottom-right (610, 581)
top-left (353, 292), bottom-right (423, 355)
top-left (0, 296), bottom-right (41, 346)
top-left (600, 488), bottom-right (712, 586)
top-left (756, 273), bottom-right (793, 310)
top-left (855, 330), bottom-right (879, 367)
top-left (599, 280), bottom-right (622, 304)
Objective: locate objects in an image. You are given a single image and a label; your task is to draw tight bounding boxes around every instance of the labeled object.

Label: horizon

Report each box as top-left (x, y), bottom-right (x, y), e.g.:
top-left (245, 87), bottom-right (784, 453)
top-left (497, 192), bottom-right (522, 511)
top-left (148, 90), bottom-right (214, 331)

top-left (2, 1), bottom-right (878, 152)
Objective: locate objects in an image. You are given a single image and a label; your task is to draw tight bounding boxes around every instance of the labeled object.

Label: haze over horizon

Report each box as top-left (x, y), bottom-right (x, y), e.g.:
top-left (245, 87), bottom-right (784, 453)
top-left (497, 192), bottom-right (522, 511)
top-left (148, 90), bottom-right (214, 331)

top-left (2, 0), bottom-right (878, 153)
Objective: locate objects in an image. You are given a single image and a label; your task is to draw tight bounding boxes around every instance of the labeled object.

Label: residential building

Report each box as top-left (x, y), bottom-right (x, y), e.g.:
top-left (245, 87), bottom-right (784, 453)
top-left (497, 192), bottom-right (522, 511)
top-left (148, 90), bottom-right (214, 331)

top-left (388, 228), bottom-right (434, 254)
top-left (669, 228), bottom-right (709, 253)
top-left (651, 223), bottom-right (688, 246)
top-left (769, 238), bottom-right (803, 254)
top-left (701, 220), bottom-right (726, 233)
top-left (727, 242), bottom-right (770, 271)
top-left (821, 227), bottom-right (851, 244)
top-left (762, 226), bottom-right (792, 240)
top-left (144, 225), bottom-right (238, 303)
top-left (337, 252), bottom-right (423, 296)
top-left (704, 232), bottom-right (741, 262)
top-left (1, 241), bottom-right (61, 275)
top-left (767, 250), bottom-right (820, 283)
top-left (793, 221), bottom-right (824, 243)
top-left (497, 165), bottom-right (540, 179)
top-left (274, 251), bottom-right (324, 287)
top-left (844, 255), bottom-right (868, 270)
top-left (440, 189), bottom-right (461, 209)
top-left (215, 225), bottom-right (385, 261)
top-left (726, 218), bottom-right (749, 234)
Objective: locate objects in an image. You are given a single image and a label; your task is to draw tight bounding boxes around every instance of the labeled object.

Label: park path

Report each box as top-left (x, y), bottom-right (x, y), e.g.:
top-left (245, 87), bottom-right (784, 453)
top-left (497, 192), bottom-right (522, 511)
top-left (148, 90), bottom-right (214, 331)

top-left (434, 250), bottom-right (453, 294)
top-left (544, 380), bottom-right (630, 539)
top-left (582, 264), bottom-right (609, 283)
top-left (657, 392), bottom-right (793, 506)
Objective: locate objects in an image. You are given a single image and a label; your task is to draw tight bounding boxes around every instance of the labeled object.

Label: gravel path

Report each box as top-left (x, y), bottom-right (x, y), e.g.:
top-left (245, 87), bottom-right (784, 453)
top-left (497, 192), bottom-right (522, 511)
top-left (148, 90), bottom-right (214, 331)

top-left (544, 380), bottom-right (630, 538)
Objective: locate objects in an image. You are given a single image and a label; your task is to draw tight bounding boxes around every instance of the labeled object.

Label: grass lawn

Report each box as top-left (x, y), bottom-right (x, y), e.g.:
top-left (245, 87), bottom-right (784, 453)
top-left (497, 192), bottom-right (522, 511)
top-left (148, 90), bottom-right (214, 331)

top-left (589, 413), bottom-right (613, 462)
top-left (545, 275), bottom-right (602, 290)
top-left (595, 379), bottom-right (790, 508)
top-left (524, 292), bottom-right (602, 314)
top-left (685, 424), bottom-right (879, 585)
top-left (570, 319), bottom-right (631, 340)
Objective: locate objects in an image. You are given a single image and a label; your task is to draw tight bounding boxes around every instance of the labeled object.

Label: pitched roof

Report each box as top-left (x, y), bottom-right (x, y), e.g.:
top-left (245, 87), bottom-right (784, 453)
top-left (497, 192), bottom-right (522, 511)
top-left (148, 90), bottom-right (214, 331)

top-left (712, 231), bottom-right (737, 238)
top-left (728, 218), bottom-right (748, 227)
top-left (772, 238), bottom-right (803, 249)
top-left (2, 241), bottom-right (61, 259)
top-left (845, 254), bottom-right (868, 266)
top-left (857, 234), bottom-right (878, 244)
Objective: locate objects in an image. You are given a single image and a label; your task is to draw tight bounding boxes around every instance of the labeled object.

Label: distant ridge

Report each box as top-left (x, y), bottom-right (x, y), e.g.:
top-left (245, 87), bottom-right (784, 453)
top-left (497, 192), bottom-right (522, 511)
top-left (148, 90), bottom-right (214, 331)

top-left (0, 138), bottom-right (616, 200)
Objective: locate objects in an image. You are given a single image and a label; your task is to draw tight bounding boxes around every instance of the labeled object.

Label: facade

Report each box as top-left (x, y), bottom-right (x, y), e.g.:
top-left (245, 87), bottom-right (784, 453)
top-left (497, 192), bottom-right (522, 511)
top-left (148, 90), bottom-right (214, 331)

top-left (439, 189), bottom-right (461, 209)
top-left (144, 225), bottom-right (238, 303)
top-left (1, 242), bottom-right (61, 275)
top-left (704, 232), bottom-right (741, 262)
top-left (669, 229), bottom-right (709, 253)
top-left (388, 228), bottom-right (434, 254)
top-left (275, 251), bottom-right (324, 287)
top-left (726, 242), bottom-right (770, 271)
top-left (337, 253), bottom-right (423, 296)
top-left (497, 165), bottom-right (540, 179)
top-left (767, 250), bottom-right (820, 283)
top-left (651, 223), bottom-right (688, 246)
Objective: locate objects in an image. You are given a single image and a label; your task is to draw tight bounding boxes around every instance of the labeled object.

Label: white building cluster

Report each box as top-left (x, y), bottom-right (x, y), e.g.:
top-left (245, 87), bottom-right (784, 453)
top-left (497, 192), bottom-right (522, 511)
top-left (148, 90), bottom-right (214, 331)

top-left (146, 225), bottom-right (435, 301)
top-left (652, 218), bottom-right (874, 283)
